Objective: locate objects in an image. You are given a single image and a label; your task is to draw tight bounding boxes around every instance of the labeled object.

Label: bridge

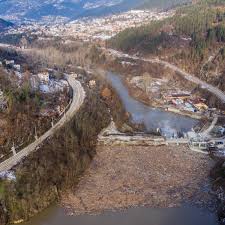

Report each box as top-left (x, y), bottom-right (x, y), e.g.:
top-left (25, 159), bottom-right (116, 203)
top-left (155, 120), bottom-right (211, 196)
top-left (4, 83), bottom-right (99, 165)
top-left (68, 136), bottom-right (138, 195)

top-left (0, 75), bottom-right (85, 172)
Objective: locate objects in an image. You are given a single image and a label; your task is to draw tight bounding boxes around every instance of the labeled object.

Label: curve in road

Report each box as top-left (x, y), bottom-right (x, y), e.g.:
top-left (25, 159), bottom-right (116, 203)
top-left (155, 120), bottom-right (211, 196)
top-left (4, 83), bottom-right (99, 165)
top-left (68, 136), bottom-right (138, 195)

top-left (0, 75), bottom-right (85, 172)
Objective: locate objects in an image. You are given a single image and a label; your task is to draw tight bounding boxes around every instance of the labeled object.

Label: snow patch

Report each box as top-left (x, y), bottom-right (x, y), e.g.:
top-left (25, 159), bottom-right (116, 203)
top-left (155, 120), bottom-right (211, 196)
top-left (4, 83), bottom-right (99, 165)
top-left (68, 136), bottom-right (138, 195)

top-left (0, 171), bottom-right (16, 181)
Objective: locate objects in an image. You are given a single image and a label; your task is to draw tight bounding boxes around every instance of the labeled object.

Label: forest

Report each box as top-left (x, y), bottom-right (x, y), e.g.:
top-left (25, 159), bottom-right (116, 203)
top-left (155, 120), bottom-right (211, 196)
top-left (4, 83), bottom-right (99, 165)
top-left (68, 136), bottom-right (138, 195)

top-left (108, 0), bottom-right (225, 59)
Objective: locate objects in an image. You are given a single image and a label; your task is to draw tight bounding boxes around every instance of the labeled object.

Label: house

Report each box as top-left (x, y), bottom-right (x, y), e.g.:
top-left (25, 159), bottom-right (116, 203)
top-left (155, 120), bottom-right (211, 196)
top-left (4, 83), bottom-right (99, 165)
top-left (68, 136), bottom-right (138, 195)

top-left (4, 60), bottom-right (15, 68)
top-left (38, 72), bottom-right (50, 83)
top-left (209, 138), bottom-right (225, 149)
top-left (188, 134), bottom-right (210, 152)
top-left (13, 64), bottom-right (21, 72)
top-left (163, 93), bottom-right (191, 101)
top-left (183, 102), bottom-right (196, 112)
top-left (193, 102), bottom-right (208, 111)
top-left (89, 80), bottom-right (96, 87)
top-left (70, 73), bottom-right (78, 78)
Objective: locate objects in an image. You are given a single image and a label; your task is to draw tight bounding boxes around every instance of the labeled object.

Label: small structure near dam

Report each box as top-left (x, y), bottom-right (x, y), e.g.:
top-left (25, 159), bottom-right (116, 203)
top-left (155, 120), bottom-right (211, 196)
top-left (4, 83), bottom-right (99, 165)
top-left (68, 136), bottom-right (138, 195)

top-left (98, 120), bottom-right (225, 155)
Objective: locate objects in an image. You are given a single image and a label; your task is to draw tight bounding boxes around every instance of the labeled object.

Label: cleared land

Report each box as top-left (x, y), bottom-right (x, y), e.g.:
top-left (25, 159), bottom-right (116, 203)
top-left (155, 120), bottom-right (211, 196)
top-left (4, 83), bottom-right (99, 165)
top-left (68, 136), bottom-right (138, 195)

top-left (62, 144), bottom-right (215, 215)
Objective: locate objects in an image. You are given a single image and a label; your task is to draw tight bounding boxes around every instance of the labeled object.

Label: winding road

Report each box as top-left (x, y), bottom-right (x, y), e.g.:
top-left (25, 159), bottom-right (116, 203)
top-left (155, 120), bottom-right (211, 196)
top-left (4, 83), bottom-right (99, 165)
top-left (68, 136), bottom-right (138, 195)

top-left (0, 75), bottom-right (85, 172)
top-left (0, 46), bottom-right (224, 170)
top-left (106, 48), bottom-right (225, 104)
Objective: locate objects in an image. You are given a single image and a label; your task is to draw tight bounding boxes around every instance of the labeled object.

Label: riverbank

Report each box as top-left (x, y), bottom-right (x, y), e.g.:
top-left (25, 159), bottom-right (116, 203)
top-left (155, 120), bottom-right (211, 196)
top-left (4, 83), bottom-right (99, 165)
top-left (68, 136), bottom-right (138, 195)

top-left (61, 144), bottom-right (216, 215)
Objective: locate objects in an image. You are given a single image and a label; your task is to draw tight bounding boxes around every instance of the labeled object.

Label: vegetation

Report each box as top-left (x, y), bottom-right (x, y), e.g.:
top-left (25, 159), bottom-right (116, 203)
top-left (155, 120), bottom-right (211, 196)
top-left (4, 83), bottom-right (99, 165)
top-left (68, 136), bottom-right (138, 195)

top-left (0, 68), bottom-right (132, 224)
top-left (108, 20), bottom-right (167, 52)
top-left (0, 18), bottom-right (13, 30)
top-left (0, 33), bottom-right (36, 46)
top-left (108, 0), bottom-right (225, 58)
top-left (0, 87), bottom-right (111, 224)
top-left (0, 181), bottom-right (5, 198)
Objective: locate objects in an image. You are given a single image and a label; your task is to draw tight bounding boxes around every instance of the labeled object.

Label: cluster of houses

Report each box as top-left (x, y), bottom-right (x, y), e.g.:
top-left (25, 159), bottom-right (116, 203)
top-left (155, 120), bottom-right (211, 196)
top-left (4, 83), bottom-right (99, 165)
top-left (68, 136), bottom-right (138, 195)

top-left (6, 10), bottom-right (174, 46)
top-left (188, 131), bottom-right (225, 153)
top-left (65, 10), bottom-right (174, 44)
top-left (0, 59), bottom-right (70, 117)
top-left (36, 71), bottom-right (69, 94)
top-left (129, 75), bottom-right (211, 116)
top-left (163, 92), bottom-right (209, 114)
top-left (0, 59), bottom-right (21, 72)
top-left (0, 59), bottom-right (69, 94)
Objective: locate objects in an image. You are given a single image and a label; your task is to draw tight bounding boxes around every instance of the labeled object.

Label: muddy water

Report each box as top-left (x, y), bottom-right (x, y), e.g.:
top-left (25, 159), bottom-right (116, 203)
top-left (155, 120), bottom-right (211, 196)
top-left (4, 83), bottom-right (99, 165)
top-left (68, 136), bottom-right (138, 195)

top-left (106, 72), bottom-right (198, 137)
top-left (21, 205), bottom-right (218, 225)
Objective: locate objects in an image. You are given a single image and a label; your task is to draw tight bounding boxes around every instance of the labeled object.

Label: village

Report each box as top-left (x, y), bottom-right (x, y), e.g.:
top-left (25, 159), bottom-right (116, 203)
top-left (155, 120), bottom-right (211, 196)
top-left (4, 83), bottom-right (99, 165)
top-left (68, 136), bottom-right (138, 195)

top-left (115, 68), bottom-right (225, 155)
top-left (0, 57), bottom-right (70, 117)
top-left (5, 9), bottom-right (174, 44)
top-left (128, 73), bottom-right (223, 118)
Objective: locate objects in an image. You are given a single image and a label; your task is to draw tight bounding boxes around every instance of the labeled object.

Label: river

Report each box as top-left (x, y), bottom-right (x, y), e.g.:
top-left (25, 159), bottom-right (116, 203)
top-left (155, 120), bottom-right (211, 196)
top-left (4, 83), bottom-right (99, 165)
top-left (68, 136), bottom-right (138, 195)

top-left (106, 72), bottom-right (198, 138)
top-left (20, 72), bottom-right (218, 225)
top-left (21, 205), bottom-right (218, 225)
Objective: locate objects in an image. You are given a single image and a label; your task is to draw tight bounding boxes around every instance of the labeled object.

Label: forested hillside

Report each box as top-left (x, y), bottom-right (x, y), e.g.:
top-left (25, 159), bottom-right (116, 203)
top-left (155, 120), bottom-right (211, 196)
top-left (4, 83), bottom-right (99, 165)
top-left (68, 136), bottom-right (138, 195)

top-left (108, 0), bottom-right (225, 109)
top-left (0, 18), bottom-right (13, 31)
top-left (109, 0), bottom-right (225, 54)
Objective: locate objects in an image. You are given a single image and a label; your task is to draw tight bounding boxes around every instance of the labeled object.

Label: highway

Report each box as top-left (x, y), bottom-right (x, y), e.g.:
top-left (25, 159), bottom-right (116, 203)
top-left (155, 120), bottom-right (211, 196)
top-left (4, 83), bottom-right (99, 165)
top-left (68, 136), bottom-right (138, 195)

top-left (0, 75), bottom-right (85, 172)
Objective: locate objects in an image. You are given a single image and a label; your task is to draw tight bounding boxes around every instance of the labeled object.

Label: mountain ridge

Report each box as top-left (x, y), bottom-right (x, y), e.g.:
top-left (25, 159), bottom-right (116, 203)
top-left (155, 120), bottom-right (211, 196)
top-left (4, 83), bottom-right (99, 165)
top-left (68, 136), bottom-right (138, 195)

top-left (0, 18), bottom-right (13, 30)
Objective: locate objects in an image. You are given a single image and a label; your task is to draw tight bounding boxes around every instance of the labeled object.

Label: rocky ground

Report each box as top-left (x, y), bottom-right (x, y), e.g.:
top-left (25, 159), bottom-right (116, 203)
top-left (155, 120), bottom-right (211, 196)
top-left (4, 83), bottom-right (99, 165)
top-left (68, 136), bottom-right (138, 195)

top-left (62, 144), bottom-right (216, 215)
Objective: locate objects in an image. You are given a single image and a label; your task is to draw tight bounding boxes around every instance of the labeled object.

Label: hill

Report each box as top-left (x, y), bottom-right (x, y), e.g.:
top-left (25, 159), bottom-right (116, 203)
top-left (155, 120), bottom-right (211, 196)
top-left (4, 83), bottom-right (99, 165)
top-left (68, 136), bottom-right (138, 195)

top-left (108, 0), bottom-right (225, 53)
top-left (108, 0), bottom-right (225, 109)
top-left (139, 0), bottom-right (191, 10)
top-left (0, 18), bottom-right (13, 30)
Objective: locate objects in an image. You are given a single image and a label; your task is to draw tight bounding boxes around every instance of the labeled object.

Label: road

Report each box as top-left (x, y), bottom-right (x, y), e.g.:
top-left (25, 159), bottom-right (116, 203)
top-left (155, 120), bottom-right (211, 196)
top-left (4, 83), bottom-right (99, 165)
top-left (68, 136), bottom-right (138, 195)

top-left (1, 43), bottom-right (224, 102)
top-left (105, 48), bottom-right (225, 104)
top-left (202, 115), bottom-right (218, 137)
top-left (0, 75), bottom-right (85, 172)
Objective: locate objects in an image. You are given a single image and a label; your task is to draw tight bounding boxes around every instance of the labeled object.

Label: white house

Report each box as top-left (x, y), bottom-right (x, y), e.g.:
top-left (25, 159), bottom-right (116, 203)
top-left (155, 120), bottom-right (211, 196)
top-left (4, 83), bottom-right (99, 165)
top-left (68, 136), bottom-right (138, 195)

top-left (4, 60), bottom-right (15, 66)
top-left (89, 80), bottom-right (96, 87)
top-left (37, 72), bottom-right (50, 83)
top-left (13, 64), bottom-right (21, 71)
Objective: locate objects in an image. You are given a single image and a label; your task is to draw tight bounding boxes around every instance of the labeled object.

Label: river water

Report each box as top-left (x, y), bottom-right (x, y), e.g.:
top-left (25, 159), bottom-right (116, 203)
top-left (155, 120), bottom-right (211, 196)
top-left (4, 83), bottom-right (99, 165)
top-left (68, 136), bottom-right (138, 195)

top-left (20, 72), bottom-right (218, 225)
top-left (21, 205), bottom-right (218, 225)
top-left (106, 72), bottom-right (198, 137)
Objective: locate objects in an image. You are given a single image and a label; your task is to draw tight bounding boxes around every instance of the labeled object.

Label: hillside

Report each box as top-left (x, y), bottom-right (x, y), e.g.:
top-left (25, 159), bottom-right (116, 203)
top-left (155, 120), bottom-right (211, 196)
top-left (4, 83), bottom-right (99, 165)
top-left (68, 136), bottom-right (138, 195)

top-left (107, 0), bottom-right (225, 111)
top-left (109, 1), bottom-right (218, 52)
top-left (139, 0), bottom-right (191, 10)
top-left (0, 18), bottom-right (13, 30)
